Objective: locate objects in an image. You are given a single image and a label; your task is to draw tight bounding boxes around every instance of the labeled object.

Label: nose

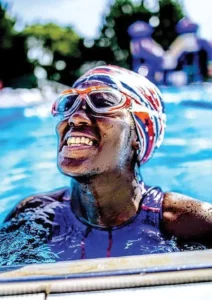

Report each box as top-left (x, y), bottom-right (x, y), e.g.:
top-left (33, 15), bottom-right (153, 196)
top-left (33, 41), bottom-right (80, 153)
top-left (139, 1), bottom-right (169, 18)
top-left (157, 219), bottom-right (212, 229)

top-left (67, 99), bottom-right (92, 127)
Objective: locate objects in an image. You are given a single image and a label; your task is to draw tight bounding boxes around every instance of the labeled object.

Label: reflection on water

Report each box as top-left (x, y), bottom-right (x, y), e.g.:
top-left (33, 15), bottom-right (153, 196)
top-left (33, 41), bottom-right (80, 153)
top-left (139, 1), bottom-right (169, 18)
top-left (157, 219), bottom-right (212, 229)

top-left (0, 101), bottom-right (211, 224)
top-left (0, 225), bottom-right (57, 266)
top-left (0, 89), bottom-right (211, 265)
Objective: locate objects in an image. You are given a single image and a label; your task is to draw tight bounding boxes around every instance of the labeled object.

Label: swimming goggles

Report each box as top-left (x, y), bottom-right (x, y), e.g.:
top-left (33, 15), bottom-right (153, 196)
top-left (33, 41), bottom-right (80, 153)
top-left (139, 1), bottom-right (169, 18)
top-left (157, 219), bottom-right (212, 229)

top-left (51, 86), bottom-right (132, 118)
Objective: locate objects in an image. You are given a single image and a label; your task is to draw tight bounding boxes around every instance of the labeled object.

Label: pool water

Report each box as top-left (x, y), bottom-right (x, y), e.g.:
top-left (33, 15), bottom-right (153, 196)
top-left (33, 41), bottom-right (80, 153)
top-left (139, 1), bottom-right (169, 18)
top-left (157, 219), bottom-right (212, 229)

top-left (0, 86), bottom-right (212, 265)
top-left (0, 89), bottom-right (212, 225)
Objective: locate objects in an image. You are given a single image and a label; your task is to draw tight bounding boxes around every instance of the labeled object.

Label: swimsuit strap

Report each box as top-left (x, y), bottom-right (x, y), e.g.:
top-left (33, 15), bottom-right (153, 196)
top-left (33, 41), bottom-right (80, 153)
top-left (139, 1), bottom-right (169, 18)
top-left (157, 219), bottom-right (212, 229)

top-left (139, 186), bottom-right (164, 228)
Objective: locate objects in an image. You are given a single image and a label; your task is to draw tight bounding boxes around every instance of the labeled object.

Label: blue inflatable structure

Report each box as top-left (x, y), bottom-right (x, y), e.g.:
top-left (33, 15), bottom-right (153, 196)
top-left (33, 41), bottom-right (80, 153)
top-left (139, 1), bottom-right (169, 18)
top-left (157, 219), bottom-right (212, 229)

top-left (128, 21), bottom-right (164, 84)
top-left (128, 18), bottom-right (212, 85)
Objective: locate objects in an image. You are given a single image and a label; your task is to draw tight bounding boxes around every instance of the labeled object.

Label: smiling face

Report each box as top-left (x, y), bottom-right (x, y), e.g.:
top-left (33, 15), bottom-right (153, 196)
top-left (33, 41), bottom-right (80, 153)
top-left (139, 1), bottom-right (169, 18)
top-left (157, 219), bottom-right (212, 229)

top-left (55, 83), bottom-right (137, 178)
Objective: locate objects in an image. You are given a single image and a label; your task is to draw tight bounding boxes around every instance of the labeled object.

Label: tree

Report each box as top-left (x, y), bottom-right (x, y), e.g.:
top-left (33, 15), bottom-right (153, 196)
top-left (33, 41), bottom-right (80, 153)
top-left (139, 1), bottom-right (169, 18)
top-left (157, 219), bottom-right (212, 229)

top-left (81, 0), bottom-right (184, 70)
top-left (0, 3), bottom-right (36, 88)
top-left (1, 0), bottom-right (184, 87)
top-left (152, 0), bottom-right (184, 50)
top-left (23, 23), bottom-right (83, 86)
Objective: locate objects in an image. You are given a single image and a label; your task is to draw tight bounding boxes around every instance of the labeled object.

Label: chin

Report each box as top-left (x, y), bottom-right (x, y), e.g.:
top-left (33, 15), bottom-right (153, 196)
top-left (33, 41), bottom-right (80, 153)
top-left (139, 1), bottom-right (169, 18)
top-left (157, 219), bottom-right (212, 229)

top-left (58, 157), bottom-right (95, 177)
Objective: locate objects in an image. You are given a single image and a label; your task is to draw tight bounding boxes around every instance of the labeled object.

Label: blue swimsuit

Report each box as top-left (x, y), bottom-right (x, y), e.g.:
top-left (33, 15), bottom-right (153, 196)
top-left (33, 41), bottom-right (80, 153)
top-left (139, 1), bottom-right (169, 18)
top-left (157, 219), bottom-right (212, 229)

top-left (48, 186), bottom-right (179, 260)
top-left (0, 186), bottom-right (180, 265)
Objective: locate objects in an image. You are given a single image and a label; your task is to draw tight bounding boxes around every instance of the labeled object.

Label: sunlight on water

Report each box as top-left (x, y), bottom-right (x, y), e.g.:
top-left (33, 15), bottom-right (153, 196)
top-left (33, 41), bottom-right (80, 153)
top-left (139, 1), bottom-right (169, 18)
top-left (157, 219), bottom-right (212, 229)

top-left (0, 87), bottom-right (211, 265)
top-left (0, 225), bottom-right (57, 265)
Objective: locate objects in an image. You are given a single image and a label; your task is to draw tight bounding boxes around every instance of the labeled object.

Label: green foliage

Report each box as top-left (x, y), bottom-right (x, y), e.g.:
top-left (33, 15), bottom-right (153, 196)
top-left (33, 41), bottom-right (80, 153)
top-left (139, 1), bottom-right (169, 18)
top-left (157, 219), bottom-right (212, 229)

top-left (0, 2), bottom-right (15, 48)
top-left (0, 0), bottom-right (185, 87)
top-left (0, 3), bottom-right (36, 88)
top-left (24, 23), bottom-right (80, 57)
top-left (82, 0), bottom-right (152, 70)
top-left (83, 0), bottom-right (184, 70)
top-left (23, 23), bottom-right (83, 86)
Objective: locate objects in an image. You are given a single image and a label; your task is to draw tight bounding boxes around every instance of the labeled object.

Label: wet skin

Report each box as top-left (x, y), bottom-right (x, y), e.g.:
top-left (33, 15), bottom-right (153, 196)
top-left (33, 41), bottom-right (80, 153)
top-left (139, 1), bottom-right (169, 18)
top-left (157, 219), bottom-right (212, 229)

top-left (54, 84), bottom-right (212, 240)
top-left (56, 104), bottom-right (135, 178)
top-left (3, 72), bottom-right (212, 262)
top-left (5, 82), bottom-right (212, 246)
top-left (55, 83), bottom-right (143, 227)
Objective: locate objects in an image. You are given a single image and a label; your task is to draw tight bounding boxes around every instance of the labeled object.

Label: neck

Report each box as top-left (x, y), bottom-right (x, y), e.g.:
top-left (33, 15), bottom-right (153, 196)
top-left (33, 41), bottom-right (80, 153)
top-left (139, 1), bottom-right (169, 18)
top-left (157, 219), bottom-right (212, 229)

top-left (70, 169), bottom-right (146, 228)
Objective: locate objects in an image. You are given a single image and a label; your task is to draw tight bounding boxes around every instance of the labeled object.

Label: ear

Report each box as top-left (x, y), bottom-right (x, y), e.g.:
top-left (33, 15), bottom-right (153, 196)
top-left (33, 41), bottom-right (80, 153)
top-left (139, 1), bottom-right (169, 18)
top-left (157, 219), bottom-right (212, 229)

top-left (131, 139), bottom-right (140, 151)
top-left (132, 138), bottom-right (143, 165)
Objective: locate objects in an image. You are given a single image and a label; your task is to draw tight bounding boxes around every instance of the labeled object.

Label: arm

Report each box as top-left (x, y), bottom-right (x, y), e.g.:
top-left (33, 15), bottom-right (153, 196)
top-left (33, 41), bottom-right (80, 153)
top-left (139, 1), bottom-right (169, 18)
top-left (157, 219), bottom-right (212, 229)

top-left (4, 187), bottom-right (69, 222)
top-left (0, 188), bottom-right (70, 266)
top-left (161, 192), bottom-right (212, 243)
top-left (2, 187), bottom-right (70, 244)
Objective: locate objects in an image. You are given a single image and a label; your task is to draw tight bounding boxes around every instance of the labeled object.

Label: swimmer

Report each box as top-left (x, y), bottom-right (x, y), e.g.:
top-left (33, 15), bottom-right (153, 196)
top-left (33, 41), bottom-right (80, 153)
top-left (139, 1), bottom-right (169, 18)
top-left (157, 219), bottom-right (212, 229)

top-left (1, 65), bottom-right (212, 263)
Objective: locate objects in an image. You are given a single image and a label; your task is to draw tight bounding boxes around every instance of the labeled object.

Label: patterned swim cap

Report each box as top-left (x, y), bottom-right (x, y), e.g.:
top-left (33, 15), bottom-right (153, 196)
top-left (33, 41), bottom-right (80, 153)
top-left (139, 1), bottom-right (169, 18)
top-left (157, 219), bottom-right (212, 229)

top-left (73, 65), bottom-right (166, 165)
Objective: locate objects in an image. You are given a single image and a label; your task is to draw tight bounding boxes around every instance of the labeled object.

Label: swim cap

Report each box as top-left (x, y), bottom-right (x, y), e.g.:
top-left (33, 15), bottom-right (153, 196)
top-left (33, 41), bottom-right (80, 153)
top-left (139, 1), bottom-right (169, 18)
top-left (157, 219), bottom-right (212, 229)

top-left (73, 65), bottom-right (166, 165)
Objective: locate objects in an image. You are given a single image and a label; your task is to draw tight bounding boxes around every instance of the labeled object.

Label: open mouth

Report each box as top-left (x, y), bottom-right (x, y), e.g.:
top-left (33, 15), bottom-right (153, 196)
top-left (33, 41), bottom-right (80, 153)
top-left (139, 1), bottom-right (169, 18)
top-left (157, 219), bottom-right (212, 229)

top-left (61, 135), bottom-right (99, 150)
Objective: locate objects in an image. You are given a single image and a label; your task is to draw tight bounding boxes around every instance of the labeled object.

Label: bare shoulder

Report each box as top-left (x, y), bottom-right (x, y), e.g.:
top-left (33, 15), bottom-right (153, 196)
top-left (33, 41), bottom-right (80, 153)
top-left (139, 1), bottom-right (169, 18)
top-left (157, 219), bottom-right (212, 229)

top-left (4, 187), bottom-right (70, 222)
top-left (163, 192), bottom-right (204, 213)
top-left (162, 191), bottom-right (212, 222)
top-left (161, 192), bottom-right (212, 240)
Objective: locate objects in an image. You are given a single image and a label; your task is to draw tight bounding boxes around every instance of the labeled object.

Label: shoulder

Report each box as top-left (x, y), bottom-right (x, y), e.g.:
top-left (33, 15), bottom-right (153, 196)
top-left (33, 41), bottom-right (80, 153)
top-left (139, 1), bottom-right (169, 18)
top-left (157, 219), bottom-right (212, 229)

top-left (4, 187), bottom-right (70, 222)
top-left (161, 192), bottom-right (212, 240)
top-left (1, 187), bottom-right (71, 243)
top-left (162, 192), bottom-right (205, 218)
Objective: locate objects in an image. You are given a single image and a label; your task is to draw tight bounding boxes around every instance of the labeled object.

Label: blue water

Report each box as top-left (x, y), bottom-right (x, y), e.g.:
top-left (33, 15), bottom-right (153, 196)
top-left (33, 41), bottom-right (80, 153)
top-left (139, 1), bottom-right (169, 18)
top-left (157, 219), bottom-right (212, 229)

top-left (0, 90), bottom-right (212, 226)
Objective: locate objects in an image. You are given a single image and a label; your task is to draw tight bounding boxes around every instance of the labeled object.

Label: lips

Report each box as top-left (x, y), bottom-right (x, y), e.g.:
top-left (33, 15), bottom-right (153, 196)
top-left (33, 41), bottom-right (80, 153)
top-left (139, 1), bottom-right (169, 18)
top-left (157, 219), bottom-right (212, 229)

top-left (60, 129), bottom-right (99, 153)
top-left (60, 135), bottom-right (99, 159)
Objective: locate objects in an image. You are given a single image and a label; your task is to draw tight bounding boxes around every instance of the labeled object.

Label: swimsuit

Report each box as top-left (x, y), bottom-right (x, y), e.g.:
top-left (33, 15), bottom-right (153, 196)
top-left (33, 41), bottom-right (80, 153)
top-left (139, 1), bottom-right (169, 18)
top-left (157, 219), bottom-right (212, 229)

top-left (0, 186), bottom-right (180, 265)
top-left (49, 186), bottom-right (179, 260)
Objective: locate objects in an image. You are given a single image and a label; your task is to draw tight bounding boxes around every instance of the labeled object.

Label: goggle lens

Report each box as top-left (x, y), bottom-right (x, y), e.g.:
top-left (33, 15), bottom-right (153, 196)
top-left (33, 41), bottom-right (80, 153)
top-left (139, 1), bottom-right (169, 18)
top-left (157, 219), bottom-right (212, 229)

top-left (53, 89), bottom-right (124, 116)
top-left (89, 91), bottom-right (122, 109)
top-left (56, 94), bottom-right (78, 113)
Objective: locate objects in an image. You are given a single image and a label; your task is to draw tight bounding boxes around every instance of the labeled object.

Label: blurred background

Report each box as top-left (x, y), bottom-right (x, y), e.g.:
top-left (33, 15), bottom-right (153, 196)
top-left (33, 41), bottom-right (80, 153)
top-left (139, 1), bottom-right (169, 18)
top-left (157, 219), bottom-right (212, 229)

top-left (0, 0), bottom-right (211, 222)
top-left (1, 0), bottom-right (212, 87)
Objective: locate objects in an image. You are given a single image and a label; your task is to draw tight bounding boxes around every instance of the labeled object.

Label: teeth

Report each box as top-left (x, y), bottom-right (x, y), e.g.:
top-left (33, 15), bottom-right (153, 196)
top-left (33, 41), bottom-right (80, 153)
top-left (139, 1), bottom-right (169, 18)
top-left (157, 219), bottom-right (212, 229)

top-left (85, 138), bottom-right (89, 145)
top-left (67, 136), bottom-right (94, 146)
